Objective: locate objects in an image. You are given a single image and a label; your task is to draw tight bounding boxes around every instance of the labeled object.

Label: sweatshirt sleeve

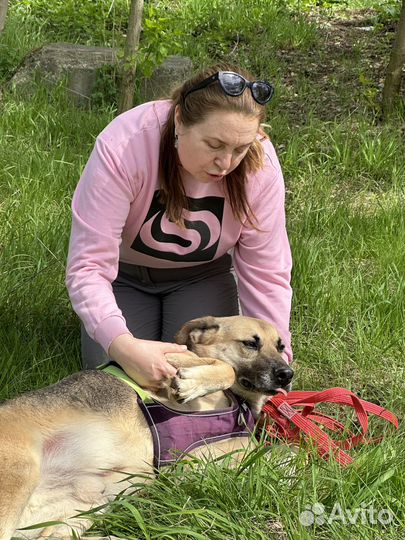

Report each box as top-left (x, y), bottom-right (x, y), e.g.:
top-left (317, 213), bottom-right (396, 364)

top-left (66, 136), bottom-right (136, 352)
top-left (233, 140), bottom-right (293, 363)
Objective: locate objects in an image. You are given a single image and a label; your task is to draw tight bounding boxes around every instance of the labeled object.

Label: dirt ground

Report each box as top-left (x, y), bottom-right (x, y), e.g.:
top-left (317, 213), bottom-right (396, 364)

top-left (277, 8), bottom-right (403, 123)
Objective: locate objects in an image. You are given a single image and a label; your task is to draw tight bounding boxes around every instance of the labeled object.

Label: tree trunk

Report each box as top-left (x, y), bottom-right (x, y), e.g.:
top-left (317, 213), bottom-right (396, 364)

top-left (382, 0), bottom-right (405, 119)
top-left (117, 0), bottom-right (144, 115)
top-left (0, 0), bottom-right (8, 34)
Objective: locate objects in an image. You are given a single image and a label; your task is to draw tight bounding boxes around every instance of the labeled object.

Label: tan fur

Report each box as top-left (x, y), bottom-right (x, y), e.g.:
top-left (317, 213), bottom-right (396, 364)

top-left (0, 316), bottom-right (292, 539)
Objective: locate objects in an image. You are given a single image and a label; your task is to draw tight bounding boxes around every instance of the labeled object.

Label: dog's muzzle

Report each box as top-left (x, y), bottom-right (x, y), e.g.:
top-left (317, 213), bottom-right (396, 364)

top-left (237, 362), bottom-right (294, 394)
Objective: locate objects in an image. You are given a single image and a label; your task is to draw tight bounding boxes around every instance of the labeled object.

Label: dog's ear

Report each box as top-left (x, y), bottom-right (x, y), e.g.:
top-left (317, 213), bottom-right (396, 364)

top-left (175, 317), bottom-right (220, 346)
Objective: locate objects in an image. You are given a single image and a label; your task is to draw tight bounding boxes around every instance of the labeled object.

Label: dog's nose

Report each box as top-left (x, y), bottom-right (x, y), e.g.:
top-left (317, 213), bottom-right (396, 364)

top-left (274, 367), bottom-right (294, 386)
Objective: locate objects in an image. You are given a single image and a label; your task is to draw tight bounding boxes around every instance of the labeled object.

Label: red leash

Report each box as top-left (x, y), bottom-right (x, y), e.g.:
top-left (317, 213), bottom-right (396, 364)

top-left (261, 387), bottom-right (399, 467)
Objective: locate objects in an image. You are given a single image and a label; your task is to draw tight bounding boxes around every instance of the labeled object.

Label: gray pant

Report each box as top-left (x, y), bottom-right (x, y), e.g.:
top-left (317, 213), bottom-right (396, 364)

top-left (81, 254), bottom-right (239, 369)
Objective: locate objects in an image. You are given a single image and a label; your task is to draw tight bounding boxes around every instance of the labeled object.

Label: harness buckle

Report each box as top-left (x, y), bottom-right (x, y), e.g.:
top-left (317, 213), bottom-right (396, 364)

top-left (238, 402), bottom-right (249, 426)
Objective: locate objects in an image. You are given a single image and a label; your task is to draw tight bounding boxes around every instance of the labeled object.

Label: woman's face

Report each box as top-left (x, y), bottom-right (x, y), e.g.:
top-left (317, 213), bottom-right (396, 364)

top-left (175, 107), bottom-right (259, 183)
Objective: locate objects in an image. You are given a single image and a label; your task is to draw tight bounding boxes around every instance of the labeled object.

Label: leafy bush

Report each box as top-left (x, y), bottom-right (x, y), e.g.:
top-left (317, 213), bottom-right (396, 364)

top-left (90, 64), bottom-right (119, 109)
top-left (134, 4), bottom-right (182, 77)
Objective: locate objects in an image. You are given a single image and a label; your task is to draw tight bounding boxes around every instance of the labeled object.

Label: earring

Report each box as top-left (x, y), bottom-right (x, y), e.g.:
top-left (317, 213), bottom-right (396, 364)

top-left (174, 130), bottom-right (179, 149)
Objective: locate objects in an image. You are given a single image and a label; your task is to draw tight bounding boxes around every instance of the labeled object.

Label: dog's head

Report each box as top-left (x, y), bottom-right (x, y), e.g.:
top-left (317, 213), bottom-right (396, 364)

top-left (175, 315), bottom-right (293, 399)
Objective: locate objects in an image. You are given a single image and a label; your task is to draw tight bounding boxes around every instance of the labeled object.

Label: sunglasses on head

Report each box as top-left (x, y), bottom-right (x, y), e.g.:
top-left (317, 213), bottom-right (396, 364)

top-left (183, 71), bottom-right (275, 105)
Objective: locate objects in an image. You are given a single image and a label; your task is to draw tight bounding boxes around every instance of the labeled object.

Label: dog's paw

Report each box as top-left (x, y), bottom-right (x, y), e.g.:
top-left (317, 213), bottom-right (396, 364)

top-left (170, 367), bottom-right (208, 403)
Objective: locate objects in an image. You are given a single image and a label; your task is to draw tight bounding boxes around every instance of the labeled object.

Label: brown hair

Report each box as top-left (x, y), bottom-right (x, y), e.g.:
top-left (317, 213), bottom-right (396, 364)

top-left (159, 64), bottom-right (268, 226)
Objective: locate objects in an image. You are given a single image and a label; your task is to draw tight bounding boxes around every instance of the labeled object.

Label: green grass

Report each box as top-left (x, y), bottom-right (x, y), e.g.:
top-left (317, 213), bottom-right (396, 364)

top-left (165, 0), bottom-right (320, 69)
top-left (0, 0), bottom-right (404, 538)
top-left (0, 88), bottom-right (113, 392)
top-left (0, 15), bottom-right (46, 83)
top-left (77, 437), bottom-right (405, 539)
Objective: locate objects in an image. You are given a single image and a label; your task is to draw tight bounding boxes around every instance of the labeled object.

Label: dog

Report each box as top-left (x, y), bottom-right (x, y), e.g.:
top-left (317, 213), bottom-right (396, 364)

top-left (0, 315), bottom-right (293, 539)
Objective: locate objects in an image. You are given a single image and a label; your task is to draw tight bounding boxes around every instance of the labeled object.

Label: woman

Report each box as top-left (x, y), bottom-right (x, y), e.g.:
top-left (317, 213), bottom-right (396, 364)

top-left (66, 64), bottom-right (293, 390)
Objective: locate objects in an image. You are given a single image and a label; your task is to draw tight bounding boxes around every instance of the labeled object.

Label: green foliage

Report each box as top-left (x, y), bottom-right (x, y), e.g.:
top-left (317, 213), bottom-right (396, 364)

top-left (86, 441), bottom-right (405, 540)
top-left (358, 71), bottom-right (380, 113)
top-left (0, 15), bottom-right (45, 83)
top-left (1, 1), bottom-right (405, 538)
top-left (167, 0), bottom-right (319, 71)
top-left (281, 0), bottom-right (349, 10)
top-left (90, 65), bottom-right (119, 109)
top-left (278, 0), bottom-right (401, 20)
top-left (136, 4), bottom-right (182, 77)
top-left (10, 0), bottom-right (129, 45)
top-left (372, 0), bottom-right (401, 27)
top-left (87, 5), bottom-right (182, 107)
top-left (5, 0), bottom-right (182, 102)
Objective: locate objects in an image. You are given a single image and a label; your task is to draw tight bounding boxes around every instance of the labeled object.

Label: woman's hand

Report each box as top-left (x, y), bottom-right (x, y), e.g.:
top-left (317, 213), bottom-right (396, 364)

top-left (108, 333), bottom-right (187, 390)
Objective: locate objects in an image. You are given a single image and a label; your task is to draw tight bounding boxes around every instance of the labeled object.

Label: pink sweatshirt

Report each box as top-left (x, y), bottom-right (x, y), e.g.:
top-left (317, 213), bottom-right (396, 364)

top-left (66, 100), bottom-right (293, 362)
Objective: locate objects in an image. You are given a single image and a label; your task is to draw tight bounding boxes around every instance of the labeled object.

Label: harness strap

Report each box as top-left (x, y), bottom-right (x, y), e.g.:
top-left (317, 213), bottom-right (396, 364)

top-left (261, 387), bottom-right (398, 467)
top-left (101, 364), bottom-right (153, 403)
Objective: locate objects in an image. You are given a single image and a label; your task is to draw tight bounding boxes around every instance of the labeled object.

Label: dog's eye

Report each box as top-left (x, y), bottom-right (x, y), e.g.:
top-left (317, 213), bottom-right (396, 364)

top-left (277, 338), bottom-right (285, 353)
top-left (242, 340), bottom-right (259, 350)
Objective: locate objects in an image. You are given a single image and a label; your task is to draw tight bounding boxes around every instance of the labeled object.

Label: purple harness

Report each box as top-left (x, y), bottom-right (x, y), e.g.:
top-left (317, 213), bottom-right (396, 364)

top-left (137, 391), bottom-right (255, 469)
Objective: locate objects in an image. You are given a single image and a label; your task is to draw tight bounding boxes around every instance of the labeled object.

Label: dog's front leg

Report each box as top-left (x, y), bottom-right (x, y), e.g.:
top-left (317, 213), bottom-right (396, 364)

top-left (0, 428), bottom-right (40, 540)
top-left (166, 354), bottom-right (236, 403)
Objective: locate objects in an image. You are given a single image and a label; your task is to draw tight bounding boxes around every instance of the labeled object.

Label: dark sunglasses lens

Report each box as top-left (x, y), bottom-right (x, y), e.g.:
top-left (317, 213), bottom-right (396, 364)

top-left (252, 82), bottom-right (274, 104)
top-left (221, 73), bottom-right (246, 95)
